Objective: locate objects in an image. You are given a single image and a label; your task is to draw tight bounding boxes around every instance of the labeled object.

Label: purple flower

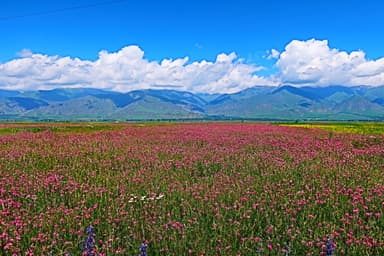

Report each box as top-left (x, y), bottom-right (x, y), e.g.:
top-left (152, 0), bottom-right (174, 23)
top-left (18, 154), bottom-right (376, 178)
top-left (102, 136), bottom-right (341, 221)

top-left (284, 241), bottom-right (290, 256)
top-left (326, 237), bottom-right (335, 256)
top-left (86, 225), bottom-right (95, 235)
top-left (139, 242), bottom-right (147, 256)
top-left (82, 225), bottom-right (96, 256)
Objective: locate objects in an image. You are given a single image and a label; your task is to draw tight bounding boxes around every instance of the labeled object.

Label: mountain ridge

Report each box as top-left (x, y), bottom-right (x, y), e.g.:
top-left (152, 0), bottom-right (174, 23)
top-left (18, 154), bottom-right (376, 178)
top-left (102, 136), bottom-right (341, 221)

top-left (0, 85), bottom-right (383, 121)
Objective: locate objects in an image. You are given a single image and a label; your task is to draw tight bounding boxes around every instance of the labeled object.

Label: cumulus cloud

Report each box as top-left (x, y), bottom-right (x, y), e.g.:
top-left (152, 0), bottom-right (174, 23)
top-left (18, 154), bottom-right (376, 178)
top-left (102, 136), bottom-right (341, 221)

top-left (2, 39), bottom-right (383, 93)
top-left (276, 39), bottom-right (384, 86)
top-left (0, 52), bottom-right (93, 91)
top-left (16, 48), bottom-right (33, 58)
top-left (267, 49), bottom-right (280, 60)
top-left (0, 46), bottom-right (273, 93)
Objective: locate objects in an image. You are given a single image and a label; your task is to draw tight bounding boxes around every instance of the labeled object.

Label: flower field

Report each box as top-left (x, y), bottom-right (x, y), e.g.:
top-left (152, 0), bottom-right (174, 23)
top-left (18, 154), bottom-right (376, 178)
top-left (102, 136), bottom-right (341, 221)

top-left (0, 123), bottom-right (383, 255)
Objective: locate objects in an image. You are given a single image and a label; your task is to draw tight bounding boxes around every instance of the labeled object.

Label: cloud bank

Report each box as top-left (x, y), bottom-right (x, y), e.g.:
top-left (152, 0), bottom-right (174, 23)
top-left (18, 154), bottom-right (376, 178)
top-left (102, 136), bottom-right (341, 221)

top-left (277, 39), bottom-right (384, 86)
top-left (0, 39), bottom-right (383, 93)
top-left (0, 46), bottom-right (271, 93)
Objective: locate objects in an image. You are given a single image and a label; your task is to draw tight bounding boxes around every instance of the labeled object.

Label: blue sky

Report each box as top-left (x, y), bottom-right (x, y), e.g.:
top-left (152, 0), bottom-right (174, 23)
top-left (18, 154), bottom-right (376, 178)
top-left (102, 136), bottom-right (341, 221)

top-left (0, 0), bottom-right (384, 92)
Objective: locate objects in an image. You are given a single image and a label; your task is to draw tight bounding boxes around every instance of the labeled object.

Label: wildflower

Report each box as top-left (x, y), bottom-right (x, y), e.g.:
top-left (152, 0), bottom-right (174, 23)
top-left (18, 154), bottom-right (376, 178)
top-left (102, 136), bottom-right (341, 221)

top-left (325, 236), bottom-right (335, 256)
top-left (156, 193), bottom-right (165, 200)
top-left (139, 242), bottom-right (147, 256)
top-left (82, 225), bottom-right (96, 256)
top-left (283, 241), bottom-right (290, 256)
top-left (256, 244), bottom-right (263, 255)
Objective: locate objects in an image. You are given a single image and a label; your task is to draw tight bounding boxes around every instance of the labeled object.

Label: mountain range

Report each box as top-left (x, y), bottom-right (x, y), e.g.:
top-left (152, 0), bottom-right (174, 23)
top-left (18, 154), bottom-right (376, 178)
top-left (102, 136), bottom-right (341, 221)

top-left (0, 85), bottom-right (383, 121)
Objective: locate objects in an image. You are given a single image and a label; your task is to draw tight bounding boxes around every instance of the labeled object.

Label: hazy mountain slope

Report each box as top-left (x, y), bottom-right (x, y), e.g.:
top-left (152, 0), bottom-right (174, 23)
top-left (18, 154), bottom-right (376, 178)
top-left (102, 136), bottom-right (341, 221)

top-left (111, 95), bottom-right (202, 120)
top-left (0, 89), bottom-right (21, 98)
top-left (0, 97), bottom-right (48, 114)
top-left (24, 96), bottom-right (117, 120)
top-left (206, 90), bottom-right (315, 119)
top-left (332, 96), bottom-right (384, 119)
top-left (364, 87), bottom-right (384, 107)
top-left (207, 86), bottom-right (274, 106)
top-left (0, 85), bottom-right (383, 120)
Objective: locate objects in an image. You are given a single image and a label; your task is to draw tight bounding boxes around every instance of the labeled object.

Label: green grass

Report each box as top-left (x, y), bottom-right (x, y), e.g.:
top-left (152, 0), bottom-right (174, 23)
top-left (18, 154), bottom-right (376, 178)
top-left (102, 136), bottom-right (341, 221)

top-left (0, 122), bottom-right (126, 134)
top-left (278, 122), bottom-right (384, 135)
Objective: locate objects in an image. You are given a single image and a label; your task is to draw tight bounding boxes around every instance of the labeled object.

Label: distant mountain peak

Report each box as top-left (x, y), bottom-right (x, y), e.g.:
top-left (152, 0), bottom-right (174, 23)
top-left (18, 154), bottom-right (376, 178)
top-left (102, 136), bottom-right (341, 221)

top-left (0, 85), bottom-right (383, 121)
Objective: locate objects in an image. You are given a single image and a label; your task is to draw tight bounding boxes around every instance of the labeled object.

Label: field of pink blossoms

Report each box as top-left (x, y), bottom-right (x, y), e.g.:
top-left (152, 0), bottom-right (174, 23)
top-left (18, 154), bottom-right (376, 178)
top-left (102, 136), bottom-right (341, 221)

top-left (0, 123), bottom-right (383, 255)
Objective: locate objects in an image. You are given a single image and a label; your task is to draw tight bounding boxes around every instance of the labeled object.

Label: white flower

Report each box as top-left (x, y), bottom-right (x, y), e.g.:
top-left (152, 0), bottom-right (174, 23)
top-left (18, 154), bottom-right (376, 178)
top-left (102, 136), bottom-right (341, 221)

top-left (156, 194), bottom-right (165, 200)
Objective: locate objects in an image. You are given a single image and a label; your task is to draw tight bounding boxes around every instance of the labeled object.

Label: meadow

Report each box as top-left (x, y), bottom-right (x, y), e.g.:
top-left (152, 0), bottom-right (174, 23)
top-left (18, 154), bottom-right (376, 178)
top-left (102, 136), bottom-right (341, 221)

top-left (279, 122), bottom-right (384, 135)
top-left (0, 122), bottom-right (383, 255)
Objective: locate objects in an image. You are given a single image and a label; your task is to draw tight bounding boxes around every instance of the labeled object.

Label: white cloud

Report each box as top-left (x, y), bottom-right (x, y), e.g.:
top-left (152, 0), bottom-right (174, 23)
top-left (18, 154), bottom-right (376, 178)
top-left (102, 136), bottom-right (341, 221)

top-left (2, 39), bottom-right (383, 93)
top-left (0, 46), bottom-right (273, 93)
top-left (276, 38), bottom-right (384, 86)
top-left (267, 49), bottom-right (280, 59)
top-left (16, 48), bottom-right (33, 58)
top-left (0, 52), bottom-right (93, 91)
top-left (216, 52), bottom-right (237, 63)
